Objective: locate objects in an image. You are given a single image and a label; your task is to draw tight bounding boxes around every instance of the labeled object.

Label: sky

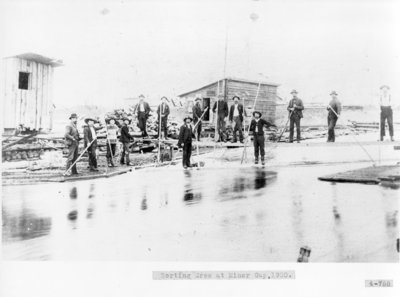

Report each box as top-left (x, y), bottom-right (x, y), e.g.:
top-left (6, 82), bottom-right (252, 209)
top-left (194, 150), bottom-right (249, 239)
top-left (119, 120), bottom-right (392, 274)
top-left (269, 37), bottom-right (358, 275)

top-left (1, 0), bottom-right (399, 107)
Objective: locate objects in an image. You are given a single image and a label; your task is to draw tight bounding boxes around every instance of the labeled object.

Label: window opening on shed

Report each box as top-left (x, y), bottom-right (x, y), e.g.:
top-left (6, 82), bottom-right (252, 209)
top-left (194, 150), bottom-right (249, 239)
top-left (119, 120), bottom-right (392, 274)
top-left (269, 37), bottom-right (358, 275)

top-left (18, 72), bottom-right (30, 90)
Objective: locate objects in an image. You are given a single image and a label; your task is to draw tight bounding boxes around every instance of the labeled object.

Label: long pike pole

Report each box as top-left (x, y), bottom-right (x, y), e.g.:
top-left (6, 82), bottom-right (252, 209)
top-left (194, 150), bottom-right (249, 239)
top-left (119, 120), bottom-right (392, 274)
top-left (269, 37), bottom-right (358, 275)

top-left (63, 138), bottom-right (96, 176)
top-left (276, 110), bottom-right (294, 142)
top-left (157, 108), bottom-right (162, 163)
top-left (241, 81), bottom-right (261, 164)
top-left (328, 104), bottom-right (376, 165)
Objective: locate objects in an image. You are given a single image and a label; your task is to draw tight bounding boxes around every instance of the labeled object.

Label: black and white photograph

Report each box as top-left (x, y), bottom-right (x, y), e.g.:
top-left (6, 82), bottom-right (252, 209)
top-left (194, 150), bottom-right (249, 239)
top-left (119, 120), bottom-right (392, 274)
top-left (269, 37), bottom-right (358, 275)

top-left (1, 0), bottom-right (399, 296)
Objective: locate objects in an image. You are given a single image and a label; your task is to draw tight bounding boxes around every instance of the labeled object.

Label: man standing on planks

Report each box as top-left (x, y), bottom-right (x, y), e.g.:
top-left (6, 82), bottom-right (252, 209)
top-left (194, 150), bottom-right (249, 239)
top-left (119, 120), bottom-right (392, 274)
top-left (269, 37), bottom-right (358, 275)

top-left (229, 96), bottom-right (246, 143)
top-left (177, 117), bottom-right (194, 169)
top-left (120, 118), bottom-right (134, 166)
top-left (327, 91), bottom-right (342, 142)
top-left (287, 89), bottom-right (304, 143)
top-left (105, 117), bottom-right (119, 167)
top-left (212, 96), bottom-right (229, 142)
top-left (83, 118), bottom-right (100, 172)
top-left (64, 113), bottom-right (80, 176)
top-left (134, 94), bottom-right (151, 138)
top-left (379, 85), bottom-right (394, 141)
top-left (249, 111), bottom-right (276, 165)
top-left (157, 96), bottom-right (170, 140)
top-left (192, 97), bottom-right (203, 141)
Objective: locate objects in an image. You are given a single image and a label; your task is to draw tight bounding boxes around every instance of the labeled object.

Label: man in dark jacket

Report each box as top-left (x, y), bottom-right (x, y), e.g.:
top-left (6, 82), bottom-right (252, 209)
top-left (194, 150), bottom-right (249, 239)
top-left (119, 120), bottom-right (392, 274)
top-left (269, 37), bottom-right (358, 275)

top-left (120, 118), bottom-right (134, 166)
top-left (134, 94), bottom-right (151, 137)
top-left (249, 111), bottom-right (275, 165)
top-left (177, 117), bottom-right (194, 169)
top-left (212, 96), bottom-right (229, 142)
top-left (327, 91), bottom-right (342, 142)
top-left (157, 96), bottom-right (170, 140)
top-left (192, 97), bottom-right (203, 141)
top-left (229, 96), bottom-right (246, 143)
top-left (287, 90), bottom-right (304, 143)
top-left (83, 118), bottom-right (100, 171)
top-left (65, 113), bottom-right (80, 175)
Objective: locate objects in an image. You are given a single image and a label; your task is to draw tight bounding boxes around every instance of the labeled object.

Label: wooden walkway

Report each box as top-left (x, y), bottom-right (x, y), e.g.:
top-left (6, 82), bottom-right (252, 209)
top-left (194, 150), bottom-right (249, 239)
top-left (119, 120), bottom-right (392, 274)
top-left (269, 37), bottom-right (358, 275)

top-left (318, 165), bottom-right (400, 184)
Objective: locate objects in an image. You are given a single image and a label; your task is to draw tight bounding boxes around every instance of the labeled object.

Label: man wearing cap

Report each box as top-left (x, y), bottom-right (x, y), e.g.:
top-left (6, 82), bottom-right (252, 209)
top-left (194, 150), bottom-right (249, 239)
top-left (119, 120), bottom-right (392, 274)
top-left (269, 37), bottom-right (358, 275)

top-left (287, 90), bottom-right (304, 143)
top-left (83, 118), bottom-right (100, 171)
top-left (157, 96), bottom-right (170, 140)
top-left (249, 111), bottom-right (275, 165)
top-left (177, 117), bottom-right (194, 169)
top-left (212, 96), bottom-right (229, 142)
top-left (134, 95), bottom-right (151, 138)
top-left (229, 96), bottom-right (246, 143)
top-left (327, 91), bottom-right (342, 142)
top-left (65, 113), bottom-right (80, 175)
top-left (192, 97), bottom-right (203, 141)
top-left (379, 85), bottom-right (394, 141)
top-left (106, 117), bottom-right (119, 167)
top-left (120, 118), bottom-right (134, 166)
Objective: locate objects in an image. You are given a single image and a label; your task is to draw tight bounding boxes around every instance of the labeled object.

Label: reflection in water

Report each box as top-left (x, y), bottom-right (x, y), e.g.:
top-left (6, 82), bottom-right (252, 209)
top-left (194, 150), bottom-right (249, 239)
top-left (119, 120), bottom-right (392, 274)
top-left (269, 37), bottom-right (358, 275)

top-left (88, 184), bottom-right (96, 199)
top-left (67, 210), bottom-right (78, 221)
top-left (218, 168), bottom-right (277, 201)
top-left (2, 211), bottom-right (52, 241)
top-left (141, 197), bottom-right (148, 210)
top-left (69, 187), bottom-right (78, 199)
top-left (183, 171), bottom-right (202, 205)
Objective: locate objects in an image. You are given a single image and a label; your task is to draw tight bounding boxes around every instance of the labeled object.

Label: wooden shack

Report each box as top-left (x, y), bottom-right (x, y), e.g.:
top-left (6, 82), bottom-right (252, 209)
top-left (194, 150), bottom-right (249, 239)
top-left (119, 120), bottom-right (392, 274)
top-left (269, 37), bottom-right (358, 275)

top-left (2, 53), bottom-right (63, 133)
top-left (178, 77), bottom-right (279, 124)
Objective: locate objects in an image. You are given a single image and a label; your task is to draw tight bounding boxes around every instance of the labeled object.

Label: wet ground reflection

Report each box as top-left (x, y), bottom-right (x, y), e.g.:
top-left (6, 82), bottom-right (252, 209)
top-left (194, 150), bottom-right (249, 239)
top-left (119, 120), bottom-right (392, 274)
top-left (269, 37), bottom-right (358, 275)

top-left (2, 162), bottom-right (399, 262)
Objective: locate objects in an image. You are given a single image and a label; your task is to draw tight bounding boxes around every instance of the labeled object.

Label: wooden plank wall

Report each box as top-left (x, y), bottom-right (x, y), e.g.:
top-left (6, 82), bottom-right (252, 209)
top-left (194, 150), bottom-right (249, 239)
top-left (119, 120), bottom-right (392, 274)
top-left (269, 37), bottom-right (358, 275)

top-left (226, 80), bottom-right (277, 123)
top-left (2, 58), bottom-right (53, 131)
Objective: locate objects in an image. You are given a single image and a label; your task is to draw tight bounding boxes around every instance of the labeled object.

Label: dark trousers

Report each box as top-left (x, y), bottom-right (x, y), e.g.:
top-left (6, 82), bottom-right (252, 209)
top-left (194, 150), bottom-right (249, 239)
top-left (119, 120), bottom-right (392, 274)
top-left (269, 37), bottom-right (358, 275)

top-left (289, 116), bottom-right (301, 142)
top-left (182, 142), bottom-right (192, 168)
top-left (106, 142), bottom-right (116, 162)
top-left (327, 116), bottom-right (338, 142)
top-left (87, 144), bottom-right (97, 169)
top-left (138, 112), bottom-right (148, 137)
top-left (253, 134), bottom-right (265, 160)
top-left (158, 116), bottom-right (168, 138)
top-left (66, 142), bottom-right (79, 174)
top-left (217, 115), bottom-right (226, 141)
top-left (120, 142), bottom-right (130, 164)
top-left (380, 106), bottom-right (394, 138)
top-left (232, 116), bottom-right (243, 142)
top-left (194, 120), bottom-right (202, 140)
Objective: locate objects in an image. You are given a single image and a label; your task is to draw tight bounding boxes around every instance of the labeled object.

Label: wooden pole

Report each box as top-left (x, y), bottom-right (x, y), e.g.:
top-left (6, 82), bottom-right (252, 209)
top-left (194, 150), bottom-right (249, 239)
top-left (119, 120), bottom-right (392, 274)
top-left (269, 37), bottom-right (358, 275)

top-left (64, 138), bottom-right (96, 176)
top-left (241, 81), bottom-right (261, 164)
top-left (157, 107), bottom-right (162, 164)
top-left (276, 110), bottom-right (293, 142)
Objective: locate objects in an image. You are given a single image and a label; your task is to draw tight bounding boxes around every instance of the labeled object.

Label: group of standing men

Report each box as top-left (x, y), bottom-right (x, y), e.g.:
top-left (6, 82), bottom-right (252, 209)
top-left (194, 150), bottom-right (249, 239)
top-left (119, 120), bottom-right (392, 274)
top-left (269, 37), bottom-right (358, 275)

top-left (65, 85), bottom-right (395, 173)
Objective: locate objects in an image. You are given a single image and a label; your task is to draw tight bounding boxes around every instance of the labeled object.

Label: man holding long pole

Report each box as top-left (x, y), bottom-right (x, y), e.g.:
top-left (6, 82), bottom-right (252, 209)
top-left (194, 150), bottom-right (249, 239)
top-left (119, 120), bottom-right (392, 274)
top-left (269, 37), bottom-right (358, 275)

top-left (287, 90), bottom-right (304, 143)
top-left (64, 113), bottom-right (80, 176)
top-left (327, 91), bottom-right (342, 142)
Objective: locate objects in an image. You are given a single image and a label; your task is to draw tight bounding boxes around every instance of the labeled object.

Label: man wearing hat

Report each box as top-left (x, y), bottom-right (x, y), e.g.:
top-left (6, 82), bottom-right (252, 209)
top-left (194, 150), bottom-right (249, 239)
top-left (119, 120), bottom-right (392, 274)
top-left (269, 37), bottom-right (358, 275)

top-left (327, 91), bottom-right (342, 142)
top-left (287, 90), bottom-right (304, 143)
top-left (192, 97), bottom-right (203, 141)
top-left (119, 118), bottom-right (134, 166)
top-left (83, 118), bottom-right (100, 171)
top-left (249, 111), bottom-right (276, 165)
top-left (229, 96), bottom-right (246, 143)
top-left (134, 94), bottom-right (151, 137)
top-left (177, 117), bottom-right (194, 169)
top-left (105, 117), bottom-right (119, 167)
top-left (64, 113), bottom-right (80, 175)
top-left (212, 96), bottom-right (229, 142)
top-left (157, 96), bottom-right (170, 140)
top-left (379, 85), bottom-right (394, 141)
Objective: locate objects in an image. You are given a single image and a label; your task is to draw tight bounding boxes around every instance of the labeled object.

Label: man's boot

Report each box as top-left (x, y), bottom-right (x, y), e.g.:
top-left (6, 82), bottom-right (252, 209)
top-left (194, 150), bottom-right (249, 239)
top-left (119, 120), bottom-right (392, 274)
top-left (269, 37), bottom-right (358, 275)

top-left (391, 136), bottom-right (394, 142)
top-left (261, 158), bottom-right (265, 166)
top-left (255, 158), bottom-right (259, 165)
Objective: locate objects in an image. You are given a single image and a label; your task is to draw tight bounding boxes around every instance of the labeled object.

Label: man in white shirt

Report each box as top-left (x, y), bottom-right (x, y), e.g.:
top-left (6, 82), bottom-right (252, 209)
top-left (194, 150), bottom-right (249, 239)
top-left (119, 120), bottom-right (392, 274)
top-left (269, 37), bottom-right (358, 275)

top-left (379, 85), bottom-right (394, 141)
